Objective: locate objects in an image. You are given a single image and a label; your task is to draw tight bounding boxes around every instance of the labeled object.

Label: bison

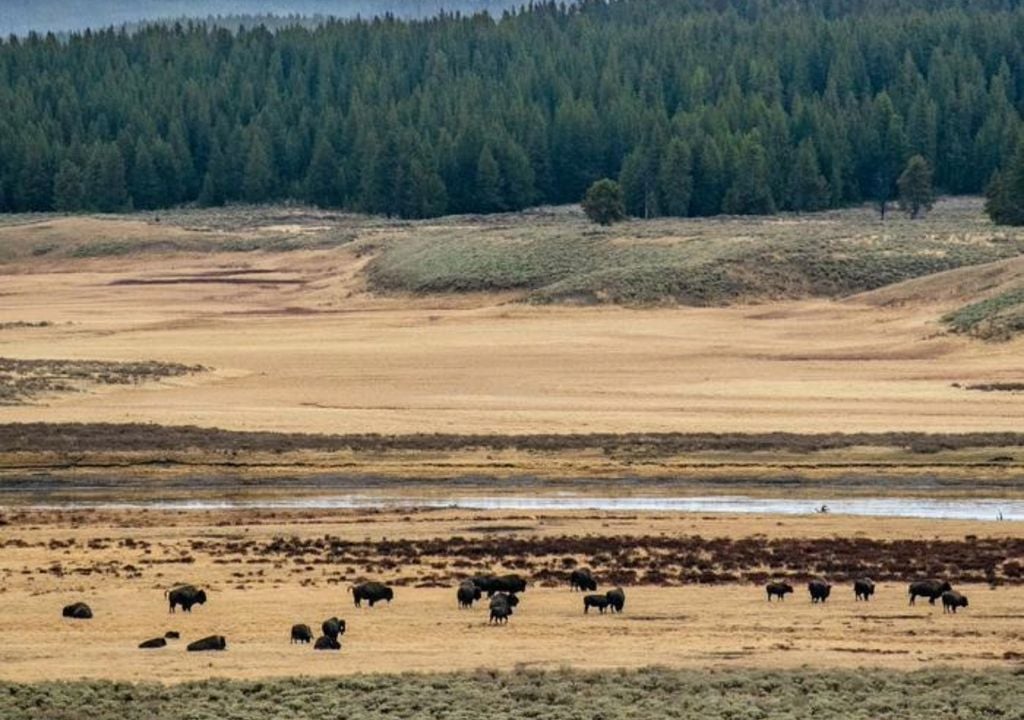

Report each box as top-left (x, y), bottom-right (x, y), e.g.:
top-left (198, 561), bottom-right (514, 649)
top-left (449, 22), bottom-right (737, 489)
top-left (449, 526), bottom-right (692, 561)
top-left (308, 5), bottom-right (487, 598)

top-left (352, 582), bottom-right (393, 608)
top-left (321, 617), bottom-right (346, 640)
top-left (854, 578), bottom-right (876, 601)
top-left (942, 590), bottom-right (969, 614)
top-left (138, 637), bottom-right (167, 649)
top-left (908, 579), bottom-right (952, 606)
top-left (473, 574), bottom-right (527, 597)
top-left (606, 587), bottom-right (625, 613)
top-left (766, 582), bottom-right (793, 601)
top-left (570, 569), bottom-right (598, 592)
top-left (166, 585), bottom-right (207, 613)
top-left (164, 631), bottom-right (180, 639)
top-left (808, 579), bottom-right (831, 603)
top-left (489, 593), bottom-right (514, 624)
top-left (457, 581), bottom-right (482, 609)
top-left (314, 635), bottom-right (341, 651)
top-left (62, 602), bottom-right (93, 619)
top-left (583, 594), bottom-right (610, 614)
top-left (291, 624), bottom-right (314, 644)
top-left (186, 635), bottom-right (226, 652)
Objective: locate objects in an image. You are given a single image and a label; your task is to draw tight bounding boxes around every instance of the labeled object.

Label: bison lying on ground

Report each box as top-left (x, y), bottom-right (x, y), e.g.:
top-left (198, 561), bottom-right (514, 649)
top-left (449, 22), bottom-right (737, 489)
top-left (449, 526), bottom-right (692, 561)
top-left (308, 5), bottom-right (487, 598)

top-left (942, 590), bottom-right (969, 613)
top-left (352, 582), bottom-right (394, 608)
top-left (909, 579), bottom-right (952, 606)
top-left (164, 631), bottom-right (180, 639)
top-left (139, 637), bottom-right (167, 649)
top-left (606, 587), bottom-right (625, 613)
top-left (570, 569), bottom-right (598, 592)
top-left (584, 594), bottom-right (610, 614)
top-left (473, 574), bottom-right (528, 597)
top-left (166, 585), bottom-right (207, 613)
top-left (457, 580), bottom-right (482, 608)
top-left (186, 635), bottom-right (226, 652)
top-left (314, 635), bottom-right (341, 650)
top-left (321, 617), bottom-right (346, 640)
top-left (62, 602), bottom-right (92, 619)
top-left (291, 624), bottom-right (314, 644)
top-left (854, 578), bottom-right (876, 601)
top-left (489, 593), bottom-right (514, 624)
top-left (766, 582), bottom-right (793, 601)
top-left (808, 579), bottom-right (831, 603)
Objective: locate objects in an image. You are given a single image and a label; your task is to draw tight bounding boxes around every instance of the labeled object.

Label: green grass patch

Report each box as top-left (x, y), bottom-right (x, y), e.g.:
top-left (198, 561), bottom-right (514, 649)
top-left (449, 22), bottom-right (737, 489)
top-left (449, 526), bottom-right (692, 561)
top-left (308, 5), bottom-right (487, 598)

top-left (0, 669), bottom-right (1022, 719)
top-left (943, 286), bottom-right (1024, 341)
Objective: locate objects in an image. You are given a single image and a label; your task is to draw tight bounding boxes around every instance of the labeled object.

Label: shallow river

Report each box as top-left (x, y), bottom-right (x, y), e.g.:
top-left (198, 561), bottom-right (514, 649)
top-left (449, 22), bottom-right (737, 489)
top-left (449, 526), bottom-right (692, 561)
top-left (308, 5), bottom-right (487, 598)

top-left (17, 494), bottom-right (1024, 521)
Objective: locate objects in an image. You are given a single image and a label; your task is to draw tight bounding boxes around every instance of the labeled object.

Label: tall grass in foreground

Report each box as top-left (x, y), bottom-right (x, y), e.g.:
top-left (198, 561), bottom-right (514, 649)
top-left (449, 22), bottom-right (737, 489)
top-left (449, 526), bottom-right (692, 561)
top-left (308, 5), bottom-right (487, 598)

top-left (1, 668), bottom-right (1021, 719)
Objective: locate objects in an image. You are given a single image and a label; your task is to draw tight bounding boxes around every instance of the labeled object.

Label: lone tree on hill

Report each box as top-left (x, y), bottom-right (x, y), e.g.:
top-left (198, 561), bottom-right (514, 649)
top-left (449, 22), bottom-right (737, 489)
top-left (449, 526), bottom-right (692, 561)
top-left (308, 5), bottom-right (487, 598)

top-left (986, 145), bottom-right (1024, 226)
top-left (897, 155), bottom-right (935, 219)
top-left (582, 178), bottom-right (626, 226)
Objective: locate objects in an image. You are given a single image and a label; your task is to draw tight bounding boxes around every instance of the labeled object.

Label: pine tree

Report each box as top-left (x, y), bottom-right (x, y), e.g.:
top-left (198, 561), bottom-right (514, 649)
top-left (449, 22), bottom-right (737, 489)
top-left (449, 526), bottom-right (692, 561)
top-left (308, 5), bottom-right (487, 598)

top-left (243, 129), bottom-right (275, 203)
top-left (723, 135), bottom-right (775, 215)
top-left (305, 136), bottom-right (341, 208)
top-left (199, 139), bottom-right (230, 207)
top-left (897, 155), bottom-right (935, 219)
top-left (131, 141), bottom-right (163, 210)
top-left (86, 143), bottom-right (129, 212)
top-left (619, 145), bottom-right (659, 218)
top-left (790, 139), bottom-right (830, 213)
top-left (985, 146), bottom-right (1024, 226)
top-left (581, 178), bottom-right (625, 226)
top-left (53, 159), bottom-right (85, 212)
top-left (475, 145), bottom-right (502, 212)
top-left (657, 138), bottom-right (693, 217)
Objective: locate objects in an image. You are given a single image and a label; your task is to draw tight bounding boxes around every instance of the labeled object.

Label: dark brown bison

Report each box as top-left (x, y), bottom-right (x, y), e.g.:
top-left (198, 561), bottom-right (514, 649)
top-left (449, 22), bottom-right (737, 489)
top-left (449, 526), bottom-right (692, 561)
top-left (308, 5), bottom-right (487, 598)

top-left (291, 624), bottom-right (314, 644)
top-left (570, 569), bottom-right (598, 592)
top-left (854, 578), bottom-right (876, 601)
top-left (352, 582), bottom-right (393, 607)
top-left (766, 582), bottom-right (793, 601)
top-left (457, 581), bottom-right (482, 609)
top-left (321, 617), bottom-right (346, 640)
top-left (474, 574), bottom-right (528, 597)
top-left (808, 579), bottom-right (831, 603)
top-left (166, 585), bottom-right (207, 613)
top-left (186, 635), bottom-right (226, 652)
top-left (909, 579), bottom-right (952, 606)
top-left (164, 631), bottom-right (180, 639)
top-left (314, 635), bottom-right (341, 651)
top-left (62, 602), bottom-right (93, 619)
top-left (942, 590), bottom-right (969, 614)
top-left (138, 637), bottom-right (167, 649)
top-left (489, 593), bottom-right (514, 624)
top-left (583, 594), bottom-right (610, 614)
top-left (606, 587), bottom-right (625, 613)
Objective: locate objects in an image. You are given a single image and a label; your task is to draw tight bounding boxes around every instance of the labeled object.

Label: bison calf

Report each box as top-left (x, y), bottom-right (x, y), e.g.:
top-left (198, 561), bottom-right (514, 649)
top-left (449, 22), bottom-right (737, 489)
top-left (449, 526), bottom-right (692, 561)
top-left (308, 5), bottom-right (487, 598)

top-left (942, 590), bottom-right (969, 614)
top-left (489, 593), bottom-right (514, 624)
top-left (854, 578), bottom-right (875, 601)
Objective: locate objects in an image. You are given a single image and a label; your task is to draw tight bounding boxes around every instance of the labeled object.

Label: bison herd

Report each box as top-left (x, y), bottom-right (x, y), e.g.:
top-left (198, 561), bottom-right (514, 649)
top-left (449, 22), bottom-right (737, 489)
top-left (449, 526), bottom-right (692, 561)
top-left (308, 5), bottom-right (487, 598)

top-left (765, 576), bottom-right (969, 613)
top-left (57, 570), bottom-right (974, 655)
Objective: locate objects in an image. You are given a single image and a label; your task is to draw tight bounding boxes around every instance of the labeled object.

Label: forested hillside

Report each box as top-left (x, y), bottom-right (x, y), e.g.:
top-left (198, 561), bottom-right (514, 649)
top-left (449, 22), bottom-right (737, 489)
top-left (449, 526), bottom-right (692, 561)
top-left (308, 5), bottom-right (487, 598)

top-left (1, 0), bottom-right (1023, 219)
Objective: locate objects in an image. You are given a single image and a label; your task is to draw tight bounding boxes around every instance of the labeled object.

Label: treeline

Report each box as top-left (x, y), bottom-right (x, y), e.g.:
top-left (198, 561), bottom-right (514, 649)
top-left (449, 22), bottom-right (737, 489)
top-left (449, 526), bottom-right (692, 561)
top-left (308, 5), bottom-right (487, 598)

top-left (1, 0), bottom-right (1023, 219)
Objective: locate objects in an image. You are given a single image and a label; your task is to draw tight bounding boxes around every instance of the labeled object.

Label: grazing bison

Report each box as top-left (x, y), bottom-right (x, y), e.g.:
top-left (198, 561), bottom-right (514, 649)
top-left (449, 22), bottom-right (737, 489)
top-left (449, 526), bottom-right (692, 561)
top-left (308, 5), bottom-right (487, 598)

top-left (164, 631), bottom-right (180, 639)
top-left (166, 585), bottom-right (207, 613)
top-left (186, 635), bottom-right (226, 652)
top-left (473, 574), bottom-right (528, 597)
top-left (942, 590), bottom-right (969, 614)
top-left (62, 602), bottom-right (93, 619)
top-left (766, 582), bottom-right (793, 601)
top-left (570, 569), bottom-right (598, 592)
top-left (314, 635), bottom-right (341, 651)
top-left (291, 624), bottom-right (314, 644)
top-left (138, 637), bottom-right (167, 649)
top-left (583, 594), bottom-right (610, 614)
top-left (606, 587), bottom-right (626, 613)
top-left (908, 579), bottom-right (952, 606)
top-left (808, 579), bottom-right (831, 603)
top-left (457, 581), bottom-right (482, 609)
top-left (854, 578), bottom-right (876, 601)
top-left (321, 617), bottom-right (346, 640)
top-left (352, 582), bottom-right (394, 608)
top-left (489, 593), bottom-right (514, 624)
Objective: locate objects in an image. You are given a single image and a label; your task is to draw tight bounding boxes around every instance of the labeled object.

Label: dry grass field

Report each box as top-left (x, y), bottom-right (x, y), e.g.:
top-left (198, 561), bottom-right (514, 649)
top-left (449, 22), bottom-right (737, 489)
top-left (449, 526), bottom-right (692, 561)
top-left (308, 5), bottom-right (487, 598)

top-left (2, 508), bottom-right (1024, 683)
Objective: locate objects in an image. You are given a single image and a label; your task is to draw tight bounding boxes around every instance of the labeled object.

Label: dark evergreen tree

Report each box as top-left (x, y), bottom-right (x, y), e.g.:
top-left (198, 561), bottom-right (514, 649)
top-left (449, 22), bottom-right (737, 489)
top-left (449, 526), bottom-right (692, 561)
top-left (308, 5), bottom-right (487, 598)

top-left (723, 135), bottom-right (775, 215)
top-left (53, 159), bottom-right (86, 212)
top-left (985, 146), bottom-right (1024, 226)
top-left (582, 178), bottom-right (625, 226)
top-left (657, 138), bottom-right (693, 217)
top-left (790, 139), bottom-right (830, 213)
top-left (897, 155), bottom-right (935, 219)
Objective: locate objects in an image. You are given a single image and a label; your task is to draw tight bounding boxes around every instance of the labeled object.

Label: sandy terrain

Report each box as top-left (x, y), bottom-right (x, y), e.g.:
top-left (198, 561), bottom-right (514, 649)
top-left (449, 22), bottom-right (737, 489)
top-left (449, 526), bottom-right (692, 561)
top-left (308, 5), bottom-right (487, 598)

top-left (0, 242), bottom-right (1021, 436)
top-left (1, 508), bottom-right (1023, 682)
